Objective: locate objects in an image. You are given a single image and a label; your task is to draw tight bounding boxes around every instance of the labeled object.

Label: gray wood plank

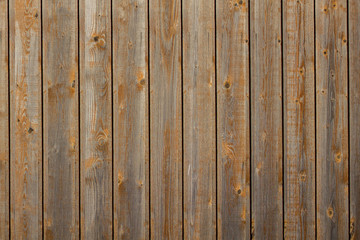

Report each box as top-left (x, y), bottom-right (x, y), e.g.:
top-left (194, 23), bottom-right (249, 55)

top-left (349, 0), bottom-right (360, 239)
top-left (10, 0), bottom-right (42, 238)
top-left (283, 0), bottom-right (316, 238)
top-left (250, 0), bottom-right (283, 238)
top-left (216, 0), bottom-right (250, 239)
top-left (79, 0), bottom-right (112, 238)
top-left (315, 0), bottom-right (349, 238)
top-left (149, 0), bottom-right (182, 237)
top-left (0, 0), bottom-right (9, 238)
top-left (183, 0), bottom-right (216, 238)
top-left (43, 0), bottom-right (79, 238)
top-left (112, 0), bottom-right (149, 238)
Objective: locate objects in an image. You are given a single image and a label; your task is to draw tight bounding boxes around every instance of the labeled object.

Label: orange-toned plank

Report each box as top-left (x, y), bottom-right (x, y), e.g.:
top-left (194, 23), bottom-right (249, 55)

top-left (283, 0), bottom-right (316, 238)
top-left (0, 0), bottom-right (9, 238)
top-left (43, 0), bottom-right (79, 238)
top-left (216, 0), bottom-right (250, 239)
top-left (9, 0), bottom-right (42, 238)
top-left (79, 0), bottom-right (112, 238)
top-left (183, 0), bottom-right (216, 238)
top-left (316, 0), bottom-right (349, 238)
top-left (250, 0), bottom-right (283, 238)
top-left (149, 0), bottom-right (182, 237)
top-left (112, 0), bottom-right (149, 238)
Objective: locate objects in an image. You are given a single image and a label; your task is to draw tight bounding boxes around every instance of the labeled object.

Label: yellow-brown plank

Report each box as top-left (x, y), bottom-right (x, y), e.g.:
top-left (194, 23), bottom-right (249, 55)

top-left (250, 0), bottom-right (283, 238)
top-left (283, 0), bottom-right (316, 238)
top-left (79, 0), bottom-right (112, 238)
top-left (0, 0), bottom-right (9, 238)
top-left (183, 0), bottom-right (216, 237)
top-left (149, 0), bottom-right (182, 237)
top-left (43, 0), bottom-right (79, 238)
top-left (9, 0), bottom-right (42, 238)
top-left (112, 0), bottom-right (149, 238)
top-left (316, 0), bottom-right (348, 239)
top-left (349, 0), bottom-right (359, 239)
top-left (216, 0), bottom-right (250, 238)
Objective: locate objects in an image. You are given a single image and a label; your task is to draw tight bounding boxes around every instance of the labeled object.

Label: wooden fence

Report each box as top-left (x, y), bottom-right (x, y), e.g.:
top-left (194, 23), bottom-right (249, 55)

top-left (0, 0), bottom-right (359, 239)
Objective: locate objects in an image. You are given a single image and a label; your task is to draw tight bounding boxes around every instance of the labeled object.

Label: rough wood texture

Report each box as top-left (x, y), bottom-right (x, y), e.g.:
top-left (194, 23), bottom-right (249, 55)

top-left (283, 0), bottom-right (316, 239)
top-left (349, 0), bottom-right (359, 239)
top-left (112, 0), bottom-right (149, 238)
top-left (250, 0), bottom-right (283, 238)
top-left (216, 0), bottom-right (250, 238)
top-left (10, 0), bottom-right (42, 238)
top-left (3, 1), bottom-right (358, 239)
top-left (149, 0), bottom-right (182, 237)
top-left (43, 0), bottom-right (79, 238)
top-left (316, 0), bottom-right (349, 239)
top-left (79, 0), bottom-right (112, 238)
top-left (0, 0), bottom-right (9, 238)
top-left (183, 0), bottom-right (216, 238)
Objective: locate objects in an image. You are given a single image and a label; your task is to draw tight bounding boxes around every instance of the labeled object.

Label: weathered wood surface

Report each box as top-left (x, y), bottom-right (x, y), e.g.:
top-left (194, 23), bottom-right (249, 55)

top-left (316, 0), bottom-right (349, 239)
top-left (283, 0), bottom-right (316, 239)
top-left (42, 0), bottom-right (79, 239)
top-left (10, 0), bottom-right (42, 238)
top-left (182, 0), bottom-right (216, 238)
top-left (216, 0), bottom-right (250, 239)
top-left (250, 0), bottom-right (283, 238)
top-left (350, 0), bottom-right (360, 239)
top-left (2, 1), bottom-right (360, 239)
top-left (149, 0), bottom-right (182, 237)
top-left (80, 0), bottom-right (112, 238)
top-left (112, 0), bottom-right (149, 238)
top-left (0, 0), bottom-right (9, 238)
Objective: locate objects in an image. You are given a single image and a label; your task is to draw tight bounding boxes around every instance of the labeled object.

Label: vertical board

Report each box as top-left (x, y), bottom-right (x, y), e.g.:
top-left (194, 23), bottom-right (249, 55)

top-left (315, 0), bottom-right (348, 239)
top-left (349, 0), bottom-right (359, 238)
top-left (0, 0), bottom-right (9, 238)
top-left (216, 0), bottom-right (250, 239)
top-left (250, 0), bottom-right (283, 238)
top-left (183, 0), bottom-right (216, 237)
top-left (79, 0), bottom-right (112, 239)
top-left (283, 0), bottom-right (316, 238)
top-left (43, 0), bottom-right (79, 238)
top-left (9, 0), bottom-right (42, 238)
top-left (112, 0), bottom-right (149, 238)
top-left (149, 0), bottom-right (182, 237)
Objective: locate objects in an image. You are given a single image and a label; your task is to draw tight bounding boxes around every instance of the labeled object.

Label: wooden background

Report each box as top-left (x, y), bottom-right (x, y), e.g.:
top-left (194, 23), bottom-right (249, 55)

top-left (0, 0), bottom-right (359, 239)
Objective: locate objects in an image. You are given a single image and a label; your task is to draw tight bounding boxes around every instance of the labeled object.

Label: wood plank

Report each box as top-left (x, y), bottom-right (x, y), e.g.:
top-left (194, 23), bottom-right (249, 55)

top-left (283, 0), bottom-right (316, 238)
top-left (42, 0), bottom-right (79, 238)
top-left (349, 0), bottom-right (360, 239)
top-left (0, 0), bottom-right (9, 238)
top-left (216, 0), bottom-right (250, 239)
top-left (112, 0), bottom-right (149, 238)
top-left (315, 0), bottom-right (349, 239)
top-left (182, 0), bottom-right (216, 237)
top-left (149, 0), bottom-right (182, 237)
top-left (79, 0), bottom-right (112, 238)
top-left (9, 0), bottom-right (42, 238)
top-left (250, 0), bottom-right (283, 238)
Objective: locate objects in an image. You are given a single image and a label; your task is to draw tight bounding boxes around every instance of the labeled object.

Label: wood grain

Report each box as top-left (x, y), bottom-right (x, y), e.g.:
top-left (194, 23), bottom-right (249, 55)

top-left (112, 0), bottom-right (149, 238)
top-left (149, 0), bottom-right (182, 237)
top-left (250, 0), bottom-right (283, 238)
top-left (349, 0), bottom-right (359, 239)
top-left (283, 0), bottom-right (316, 238)
top-left (42, 0), bottom-right (79, 238)
top-left (182, 0), bottom-right (216, 238)
top-left (79, 0), bottom-right (112, 238)
top-left (316, 0), bottom-right (349, 239)
top-left (216, 0), bottom-right (250, 239)
top-left (10, 0), bottom-right (42, 238)
top-left (0, 0), bottom-right (9, 238)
